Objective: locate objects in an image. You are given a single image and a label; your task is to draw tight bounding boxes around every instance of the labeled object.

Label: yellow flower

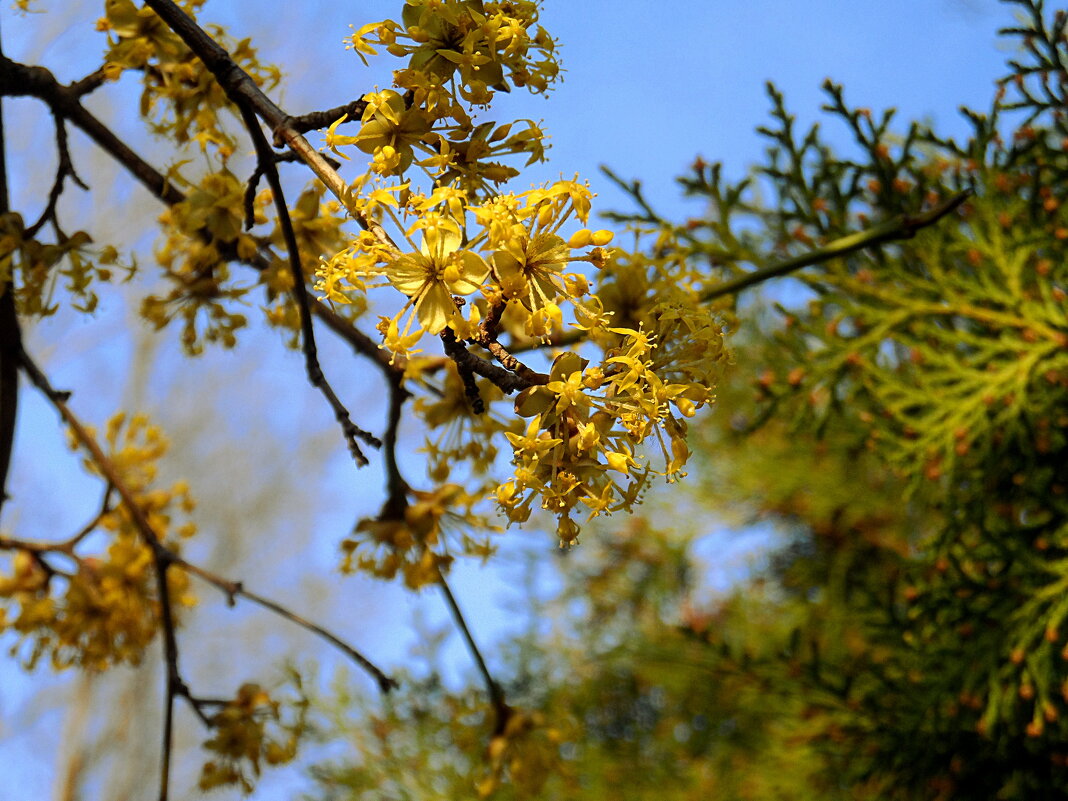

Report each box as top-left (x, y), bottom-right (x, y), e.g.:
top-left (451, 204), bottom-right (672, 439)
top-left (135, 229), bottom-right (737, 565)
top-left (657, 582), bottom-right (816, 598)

top-left (352, 90), bottom-right (431, 175)
top-left (386, 227), bottom-right (489, 335)
top-left (492, 231), bottom-right (569, 310)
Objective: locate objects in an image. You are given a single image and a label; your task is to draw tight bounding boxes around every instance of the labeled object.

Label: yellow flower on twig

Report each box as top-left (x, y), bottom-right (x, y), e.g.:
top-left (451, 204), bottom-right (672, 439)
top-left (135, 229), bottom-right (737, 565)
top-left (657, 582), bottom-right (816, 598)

top-left (386, 227), bottom-right (489, 335)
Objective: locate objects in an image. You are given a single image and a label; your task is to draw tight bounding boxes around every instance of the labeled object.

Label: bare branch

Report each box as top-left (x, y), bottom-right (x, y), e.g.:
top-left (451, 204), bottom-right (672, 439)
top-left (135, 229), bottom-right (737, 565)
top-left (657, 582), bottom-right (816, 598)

top-left (237, 104), bottom-right (379, 466)
top-left (242, 149), bottom-right (343, 230)
top-left (440, 328), bottom-right (535, 395)
top-left (436, 566), bottom-right (511, 735)
top-left (286, 99), bottom-right (369, 135)
top-left (0, 486), bottom-right (113, 556)
top-left (0, 43), bottom-right (16, 521)
top-left (26, 111), bottom-right (88, 239)
top-left (468, 298), bottom-right (550, 386)
top-left (0, 54), bottom-right (402, 380)
top-left (0, 56), bottom-right (186, 207)
top-left (172, 556), bottom-right (396, 694)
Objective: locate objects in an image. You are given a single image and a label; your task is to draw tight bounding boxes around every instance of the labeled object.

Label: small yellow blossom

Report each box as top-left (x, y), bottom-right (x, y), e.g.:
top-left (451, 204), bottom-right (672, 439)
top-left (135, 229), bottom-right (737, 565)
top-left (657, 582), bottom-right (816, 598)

top-left (386, 227), bottom-right (489, 335)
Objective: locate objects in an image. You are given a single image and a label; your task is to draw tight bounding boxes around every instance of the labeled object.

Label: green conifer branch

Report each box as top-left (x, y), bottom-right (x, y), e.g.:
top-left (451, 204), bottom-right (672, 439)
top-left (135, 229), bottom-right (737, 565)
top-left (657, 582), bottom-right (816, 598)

top-left (699, 191), bottom-right (971, 302)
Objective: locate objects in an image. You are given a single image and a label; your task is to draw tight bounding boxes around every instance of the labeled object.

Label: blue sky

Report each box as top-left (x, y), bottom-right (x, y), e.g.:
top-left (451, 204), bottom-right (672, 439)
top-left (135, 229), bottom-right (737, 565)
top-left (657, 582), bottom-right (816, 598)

top-left (0, 1), bottom-right (1017, 798)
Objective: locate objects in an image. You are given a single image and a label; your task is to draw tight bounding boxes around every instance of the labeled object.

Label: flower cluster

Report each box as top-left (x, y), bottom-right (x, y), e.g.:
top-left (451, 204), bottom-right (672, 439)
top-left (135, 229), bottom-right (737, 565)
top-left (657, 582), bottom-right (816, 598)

top-left (0, 211), bottom-right (117, 317)
top-left (318, 0), bottom-right (728, 554)
top-left (199, 678), bottom-right (308, 794)
top-left (317, 179), bottom-right (608, 355)
top-left (341, 483), bottom-right (495, 589)
top-left (0, 413), bottom-right (196, 670)
top-left (498, 334), bottom-right (713, 546)
top-left (348, 0), bottom-right (561, 106)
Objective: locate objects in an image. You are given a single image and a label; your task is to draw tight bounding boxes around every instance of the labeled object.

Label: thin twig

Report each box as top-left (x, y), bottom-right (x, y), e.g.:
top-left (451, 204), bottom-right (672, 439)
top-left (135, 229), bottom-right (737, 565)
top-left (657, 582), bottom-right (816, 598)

top-left (0, 56), bottom-right (186, 207)
top-left (64, 485), bottom-right (114, 551)
top-left (242, 149), bottom-right (342, 229)
top-left (285, 99), bottom-right (369, 135)
top-left (0, 495), bottom-right (396, 694)
top-left (26, 111), bottom-right (88, 239)
top-left (0, 486), bottom-right (113, 556)
top-left (469, 297), bottom-right (550, 386)
top-left (436, 566), bottom-right (510, 735)
top-left (154, 546), bottom-right (180, 801)
top-left (68, 66), bottom-right (109, 98)
top-left (237, 104), bottom-right (379, 465)
top-left (172, 555), bottom-right (396, 693)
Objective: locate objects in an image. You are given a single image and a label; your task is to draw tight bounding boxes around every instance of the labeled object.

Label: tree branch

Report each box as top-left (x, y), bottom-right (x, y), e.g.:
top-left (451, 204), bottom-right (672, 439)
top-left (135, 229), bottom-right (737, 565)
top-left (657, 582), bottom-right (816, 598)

top-left (170, 555), bottom-right (396, 694)
top-left (16, 345), bottom-right (396, 797)
top-left (468, 297), bottom-right (550, 386)
top-left (25, 110), bottom-right (88, 239)
top-left (286, 98), bottom-right (369, 136)
top-left (436, 566), bottom-right (510, 735)
top-left (142, 0), bottom-right (397, 252)
top-left (237, 104), bottom-right (379, 465)
top-left (0, 54), bottom-right (402, 380)
top-left (698, 191), bottom-right (971, 302)
top-left (440, 328), bottom-right (535, 395)
top-left (0, 25), bottom-right (16, 522)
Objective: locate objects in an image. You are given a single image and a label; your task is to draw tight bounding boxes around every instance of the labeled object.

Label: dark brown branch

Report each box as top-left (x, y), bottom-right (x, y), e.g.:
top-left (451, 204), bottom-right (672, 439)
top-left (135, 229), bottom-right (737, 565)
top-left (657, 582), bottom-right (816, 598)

top-left (26, 111), bottom-right (88, 239)
top-left (0, 499), bottom-right (396, 696)
top-left (68, 485), bottom-right (115, 550)
top-left (18, 347), bottom-right (393, 689)
top-left (0, 56), bottom-right (186, 207)
top-left (242, 150), bottom-right (342, 230)
top-left (382, 373), bottom-right (412, 516)
top-left (466, 297), bottom-right (550, 387)
top-left (238, 104), bottom-right (379, 466)
top-left (440, 328), bottom-right (534, 395)
top-left (0, 288), bottom-right (16, 519)
top-left (284, 99), bottom-right (369, 137)
top-left (0, 28), bottom-right (16, 521)
top-left (456, 357), bottom-right (485, 414)
top-left (68, 66), bottom-right (109, 98)
top-left (153, 547), bottom-right (181, 801)
top-left (313, 304), bottom-right (402, 378)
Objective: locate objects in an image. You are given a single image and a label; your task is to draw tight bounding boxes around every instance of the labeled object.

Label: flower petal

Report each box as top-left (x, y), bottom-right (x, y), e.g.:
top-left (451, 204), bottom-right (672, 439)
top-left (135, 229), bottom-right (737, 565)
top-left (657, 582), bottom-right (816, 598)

top-left (415, 281), bottom-right (456, 335)
top-left (447, 252), bottom-right (490, 294)
top-left (387, 254), bottom-right (430, 296)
